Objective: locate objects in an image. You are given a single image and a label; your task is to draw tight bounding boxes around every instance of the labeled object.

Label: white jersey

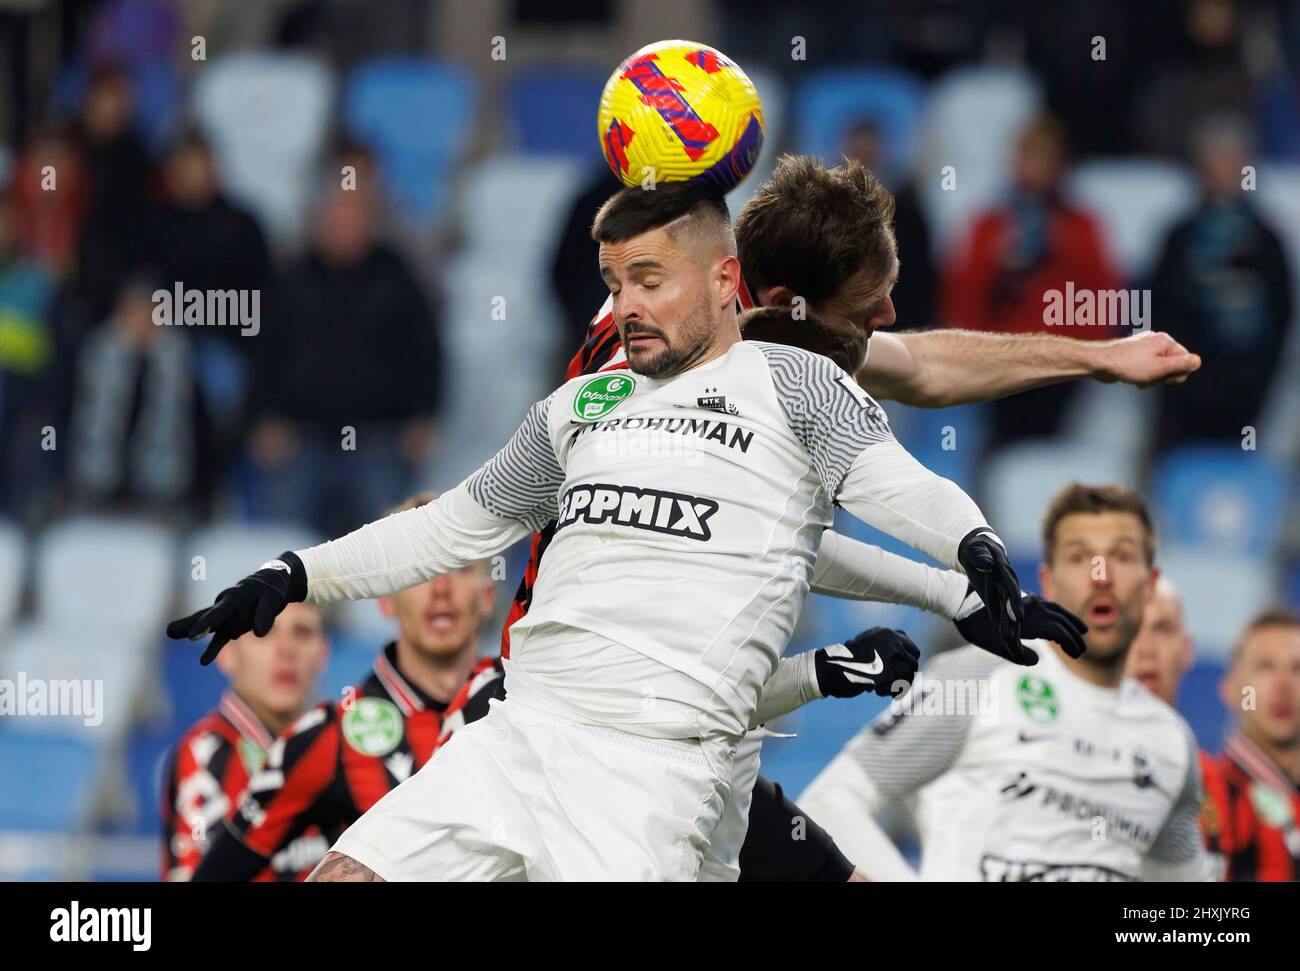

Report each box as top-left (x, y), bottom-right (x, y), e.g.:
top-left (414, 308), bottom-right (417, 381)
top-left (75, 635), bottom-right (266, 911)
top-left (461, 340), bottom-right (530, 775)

top-left (799, 642), bottom-right (1210, 881)
top-left (300, 339), bottom-right (990, 745)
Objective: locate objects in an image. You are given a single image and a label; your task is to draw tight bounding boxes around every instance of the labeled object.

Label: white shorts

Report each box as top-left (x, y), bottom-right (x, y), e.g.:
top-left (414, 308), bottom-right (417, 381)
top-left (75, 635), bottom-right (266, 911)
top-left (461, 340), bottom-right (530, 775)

top-left (698, 728), bottom-right (766, 882)
top-left (329, 698), bottom-right (731, 881)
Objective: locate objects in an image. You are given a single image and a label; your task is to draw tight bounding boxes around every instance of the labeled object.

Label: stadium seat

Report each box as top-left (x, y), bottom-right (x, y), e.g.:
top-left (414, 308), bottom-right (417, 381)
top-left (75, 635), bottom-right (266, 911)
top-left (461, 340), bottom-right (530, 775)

top-left (160, 638), bottom-right (226, 732)
top-left (1, 622), bottom-right (151, 744)
top-left (0, 735), bottom-right (100, 831)
top-left (981, 441), bottom-right (1139, 557)
top-left (1157, 548), bottom-right (1279, 663)
top-left (1177, 661), bottom-right (1229, 753)
top-left (915, 66), bottom-right (1043, 257)
top-left (177, 522), bottom-right (322, 615)
top-left (1065, 159), bottom-right (1196, 281)
top-left (1150, 445), bottom-right (1290, 556)
top-left (35, 517), bottom-right (174, 635)
top-left (457, 155), bottom-right (588, 269)
top-left (320, 640), bottom-right (382, 700)
top-left (506, 66), bottom-right (609, 160)
top-left (894, 402), bottom-right (991, 495)
top-left (193, 52), bottom-right (335, 244)
top-left (792, 68), bottom-right (926, 182)
top-left (0, 519), bottom-right (24, 636)
top-left (344, 58), bottom-right (476, 226)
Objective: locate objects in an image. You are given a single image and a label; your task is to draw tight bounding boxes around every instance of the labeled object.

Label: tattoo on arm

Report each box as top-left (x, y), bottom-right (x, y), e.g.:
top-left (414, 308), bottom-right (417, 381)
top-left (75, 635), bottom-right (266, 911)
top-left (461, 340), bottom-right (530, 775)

top-left (307, 851), bottom-right (385, 882)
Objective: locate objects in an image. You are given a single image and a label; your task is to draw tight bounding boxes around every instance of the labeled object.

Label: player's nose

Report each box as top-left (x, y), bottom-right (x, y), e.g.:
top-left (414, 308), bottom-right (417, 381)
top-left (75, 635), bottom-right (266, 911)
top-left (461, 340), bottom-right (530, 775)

top-left (869, 295), bottom-right (897, 331)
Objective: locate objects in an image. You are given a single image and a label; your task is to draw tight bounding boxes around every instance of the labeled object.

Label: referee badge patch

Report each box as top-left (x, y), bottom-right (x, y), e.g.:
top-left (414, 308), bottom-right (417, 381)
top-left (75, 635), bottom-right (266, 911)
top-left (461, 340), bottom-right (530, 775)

top-left (573, 374), bottom-right (636, 421)
top-left (342, 698), bottom-right (404, 756)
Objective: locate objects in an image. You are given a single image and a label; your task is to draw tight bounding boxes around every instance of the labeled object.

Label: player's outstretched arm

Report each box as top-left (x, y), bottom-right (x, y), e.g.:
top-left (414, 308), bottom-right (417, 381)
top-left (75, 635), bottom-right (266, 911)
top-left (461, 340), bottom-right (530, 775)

top-left (810, 531), bottom-right (1088, 664)
top-left (169, 396), bottom-right (566, 664)
top-left (859, 329), bottom-right (1201, 408)
top-left (750, 627), bottom-right (920, 728)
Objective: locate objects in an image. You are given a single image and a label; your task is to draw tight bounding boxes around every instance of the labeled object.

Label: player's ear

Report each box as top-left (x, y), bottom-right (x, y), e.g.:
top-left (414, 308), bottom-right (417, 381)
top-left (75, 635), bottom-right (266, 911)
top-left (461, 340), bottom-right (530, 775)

top-left (1037, 563), bottom-right (1053, 600)
top-left (377, 596), bottom-right (395, 620)
top-left (758, 284), bottom-right (796, 308)
top-left (716, 254), bottom-right (741, 308)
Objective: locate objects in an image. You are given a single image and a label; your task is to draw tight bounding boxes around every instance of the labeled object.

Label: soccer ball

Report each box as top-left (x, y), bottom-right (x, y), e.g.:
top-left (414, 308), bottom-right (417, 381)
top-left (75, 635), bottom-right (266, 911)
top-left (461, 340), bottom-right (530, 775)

top-left (597, 40), bottom-right (765, 192)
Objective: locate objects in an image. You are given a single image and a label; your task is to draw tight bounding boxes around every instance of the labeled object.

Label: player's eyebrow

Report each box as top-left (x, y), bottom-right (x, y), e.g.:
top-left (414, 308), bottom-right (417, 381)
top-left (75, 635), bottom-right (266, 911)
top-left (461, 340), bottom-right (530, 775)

top-left (600, 259), bottom-right (666, 285)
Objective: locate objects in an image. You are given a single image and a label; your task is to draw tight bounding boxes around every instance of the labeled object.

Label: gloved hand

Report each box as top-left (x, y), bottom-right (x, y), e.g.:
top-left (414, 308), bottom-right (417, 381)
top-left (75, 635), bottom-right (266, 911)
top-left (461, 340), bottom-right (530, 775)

top-left (957, 528), bottom-right (1024, 658)
top-left (167, 552), bottom-right (308, 665)
top-left (954, 589), bottom-right (1088, 665)
top-left (814, 627), bottom-right (920, 699)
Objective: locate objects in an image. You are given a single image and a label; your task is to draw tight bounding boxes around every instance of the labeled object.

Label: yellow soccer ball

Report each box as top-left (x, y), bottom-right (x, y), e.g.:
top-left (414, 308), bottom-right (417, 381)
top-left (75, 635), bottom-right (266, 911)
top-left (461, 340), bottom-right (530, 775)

top-left (597, 40), bottom-right (765, 192)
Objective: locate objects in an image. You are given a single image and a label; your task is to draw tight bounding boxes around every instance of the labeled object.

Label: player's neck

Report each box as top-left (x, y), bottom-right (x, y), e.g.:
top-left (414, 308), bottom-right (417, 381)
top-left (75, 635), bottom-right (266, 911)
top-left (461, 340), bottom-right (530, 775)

top-left (393, 636), bottom-right (479, 706)
top-left (233, 690), bottom-right (300, 739)
top-left (1054, 643), bottom-right (1125, 690)
top-left (1240, 723), bottom-right (1300, 784)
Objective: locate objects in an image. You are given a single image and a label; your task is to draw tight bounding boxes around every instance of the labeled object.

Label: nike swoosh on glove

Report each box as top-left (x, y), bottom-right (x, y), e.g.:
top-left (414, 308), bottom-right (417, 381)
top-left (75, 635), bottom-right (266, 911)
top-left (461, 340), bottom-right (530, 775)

top-left (957, 528), bottom-right (1024, 658)
top-left (166, 551), bottom-right (308, 665)
top-left (815, 627), bottom-right (921, 699)
top-left (954, 588), bottom-right (1089, 665)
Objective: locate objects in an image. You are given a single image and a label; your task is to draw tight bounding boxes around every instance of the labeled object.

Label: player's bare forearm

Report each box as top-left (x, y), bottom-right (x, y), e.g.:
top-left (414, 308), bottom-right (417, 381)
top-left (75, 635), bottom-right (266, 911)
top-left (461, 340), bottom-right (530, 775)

top-left (307, 851), bottom-right (385, 882)
top-left (857, 329), bottom-right (1201, 408)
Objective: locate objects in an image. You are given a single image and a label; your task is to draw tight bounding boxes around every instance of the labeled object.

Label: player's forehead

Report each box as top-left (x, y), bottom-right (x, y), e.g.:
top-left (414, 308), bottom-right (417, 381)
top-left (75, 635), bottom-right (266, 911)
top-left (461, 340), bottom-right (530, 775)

top-left (598, 228), bottom-right (683, 278)
top-left (1240, 625), bottom-right (1300, 665)
top-left (1053, 511), bottom-right (1148, 552)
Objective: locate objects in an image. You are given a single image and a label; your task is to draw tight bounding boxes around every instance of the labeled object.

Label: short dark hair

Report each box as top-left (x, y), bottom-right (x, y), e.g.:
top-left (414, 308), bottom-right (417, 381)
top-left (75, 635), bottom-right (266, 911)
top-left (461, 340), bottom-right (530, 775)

top-left (591, 182), bottom-right (733, 251)
top-left (734, 154), bottom-right (896, 303)
top-left (1230, 608), bottom-right (1300, 669)
top-left (739, 307), bottom-right (864, 373)
top-left (1041, 484), bottom-right (1156, 565)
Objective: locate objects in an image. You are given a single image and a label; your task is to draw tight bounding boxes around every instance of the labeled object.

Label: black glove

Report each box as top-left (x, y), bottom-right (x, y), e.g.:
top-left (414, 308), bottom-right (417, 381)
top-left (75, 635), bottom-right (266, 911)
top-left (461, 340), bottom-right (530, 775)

top-left (167, 551), bottom-right (308, 665)
top-left (954, 588), bottom-right (1089, 665)
top-left (957, 528), bottom-right (1024, 658)
top-left (814, 627), bottom-right (920, 699)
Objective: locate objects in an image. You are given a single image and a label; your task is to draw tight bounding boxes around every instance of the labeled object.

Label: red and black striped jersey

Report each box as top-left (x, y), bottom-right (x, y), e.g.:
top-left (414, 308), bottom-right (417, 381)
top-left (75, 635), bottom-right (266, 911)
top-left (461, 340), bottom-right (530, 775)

top-left (204, 645), bottom-right (496, 877)
top-left (499, 281), bottom-right (757, 656)
top-left (161, 691), bottom-right (328, 881)
top-left (1197, 748), bottom-right (1232, 878)
top-left (1214, 733), bottom-right (1300, 882)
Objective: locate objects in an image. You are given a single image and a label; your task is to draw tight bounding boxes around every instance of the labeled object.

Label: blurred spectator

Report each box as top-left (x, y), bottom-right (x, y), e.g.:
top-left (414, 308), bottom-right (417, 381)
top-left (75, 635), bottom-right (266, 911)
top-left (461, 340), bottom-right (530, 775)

top-left (842, 118), bottom-right (934, 330)
top-left (8, 125), bottom-right (88, 277)
top-left (75, 63), bottom-right (154, 319)
top-left (67, 273), bottom-right (207, 518)
top-left (1131, 0), bottom-right (1256, 160)
top-left (248, 156), bottom-right (442, 537)
top-left (1149, 116), bottom-right (1293, 446)
top-left (0, 194), bottom-right (63, 524)
top-left (941, 114), bottom-right (1120, 445)
top-left (1214, 608), bottom-right (1300, 881)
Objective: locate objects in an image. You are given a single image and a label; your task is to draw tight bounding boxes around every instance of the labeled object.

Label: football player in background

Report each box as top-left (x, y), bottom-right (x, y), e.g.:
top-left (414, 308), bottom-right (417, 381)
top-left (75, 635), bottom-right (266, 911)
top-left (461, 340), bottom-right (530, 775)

top-left (1124, 576), bottom-right (1232, 875)
top-left (162, 602), bottom-right (330, 880)
top-left (1215, 609), bottom-right (1300, 880)
top-left (799, 484), bottom-right (1213, 881)
top-left (189, 492), bottom-right (498, 881)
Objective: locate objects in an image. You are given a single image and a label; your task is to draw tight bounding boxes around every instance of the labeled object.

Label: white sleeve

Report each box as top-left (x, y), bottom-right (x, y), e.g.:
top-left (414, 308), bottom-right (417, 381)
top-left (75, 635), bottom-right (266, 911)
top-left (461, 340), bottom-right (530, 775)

top-left (798, 752), bottom-right (919, 881)
top-left (758, 343), bottom-right (989, 569)
top-left (798, 647), bottom-right (997, 874)
top-left (811, 530), bottom-right (969, 620)
top-left (749, 650), bottom-right (821, 727)
top-left (1142, 727), bottom-right (1216, 882)
top-left (298, 396), bottom-right (564, 602)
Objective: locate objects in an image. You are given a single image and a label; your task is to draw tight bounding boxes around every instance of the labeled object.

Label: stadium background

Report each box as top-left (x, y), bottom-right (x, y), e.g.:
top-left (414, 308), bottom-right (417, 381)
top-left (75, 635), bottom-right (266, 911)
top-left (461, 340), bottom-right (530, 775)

top-left (0, 0), bottom-right (1298, 879)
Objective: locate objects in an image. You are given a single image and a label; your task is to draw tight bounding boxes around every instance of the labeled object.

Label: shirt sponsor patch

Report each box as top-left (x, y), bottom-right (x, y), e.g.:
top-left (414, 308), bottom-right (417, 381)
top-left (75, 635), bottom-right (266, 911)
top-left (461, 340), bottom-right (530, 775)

top-left (556, 482), bottom-right (719, 541)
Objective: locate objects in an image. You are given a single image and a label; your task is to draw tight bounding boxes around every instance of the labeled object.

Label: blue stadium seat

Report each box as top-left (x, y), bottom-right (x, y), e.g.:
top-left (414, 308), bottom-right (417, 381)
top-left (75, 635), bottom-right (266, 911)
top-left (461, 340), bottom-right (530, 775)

top-left (793, 68), bottom-right (925, 183)
top-left (320, 640), bottom-right (381, 700)
top-left (161, 639), bottom-right (226, 731)
top-left (1158, 547), bottom-right (1279, 663)
top-left (1177, 661), bottom-right (1229, 754)
top-left (344, 58), bottom-right (476, 225)
top-left (895, 403), bottom-right (991, 495)
top-left (506, 67), bottom-right (608, 160)
top-left (1150, 446), bottom-right (1290, 556)
top-left (0, 518), bottom-right (23, 636)
top-left (0, 735), bottom-right (100, 831)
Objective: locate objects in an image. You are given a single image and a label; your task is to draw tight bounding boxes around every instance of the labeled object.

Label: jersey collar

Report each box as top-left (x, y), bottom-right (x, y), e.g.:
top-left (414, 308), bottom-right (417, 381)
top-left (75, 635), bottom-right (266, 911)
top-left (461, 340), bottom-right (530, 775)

top-left (373, 642), bottom-right (441, 715)
top-left (1225, 731), bottom-right (1299, 794)
top-left (218, 690), bottom-right (275, 750)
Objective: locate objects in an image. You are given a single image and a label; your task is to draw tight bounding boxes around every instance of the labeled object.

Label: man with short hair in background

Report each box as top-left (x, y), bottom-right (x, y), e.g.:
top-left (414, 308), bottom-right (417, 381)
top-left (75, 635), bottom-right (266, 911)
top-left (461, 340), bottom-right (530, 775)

top-left (1214, 609), bottom-right (1300, 881)
top-left (162, 602), bottom-right (330, 881)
